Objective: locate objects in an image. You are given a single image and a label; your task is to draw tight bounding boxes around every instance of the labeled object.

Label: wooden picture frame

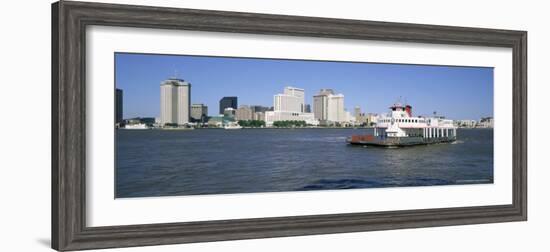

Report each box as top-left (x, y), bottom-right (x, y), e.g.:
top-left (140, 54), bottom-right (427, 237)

top-left (52, 1), bottom-right (527, 251)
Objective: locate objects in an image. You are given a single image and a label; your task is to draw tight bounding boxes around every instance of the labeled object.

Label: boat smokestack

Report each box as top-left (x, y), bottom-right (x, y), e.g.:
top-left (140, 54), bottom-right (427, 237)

top-left (405, 105), bottom-right (412, 117)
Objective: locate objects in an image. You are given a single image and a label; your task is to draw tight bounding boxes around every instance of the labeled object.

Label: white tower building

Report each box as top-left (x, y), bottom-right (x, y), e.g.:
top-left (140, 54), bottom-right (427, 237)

top-left (274, 86), bottom-right (305, 112)
top-left (313, 89), bottom-right (346, 124)
top-left (265, 86), bottom-right (318, 126)
top-left (327, 93), bottom-right (345, 122)
top-left (160, 78), bottom-right (191, 126)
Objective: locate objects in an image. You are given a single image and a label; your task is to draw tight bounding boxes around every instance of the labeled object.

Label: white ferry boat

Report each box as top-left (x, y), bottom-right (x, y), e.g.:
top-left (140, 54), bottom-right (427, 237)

top-left (224, 122), bottom-right (242, 130)
top-left (124, 123), bottom-right (150, 130)
top-left (347, 103), bottom-right (457, 147)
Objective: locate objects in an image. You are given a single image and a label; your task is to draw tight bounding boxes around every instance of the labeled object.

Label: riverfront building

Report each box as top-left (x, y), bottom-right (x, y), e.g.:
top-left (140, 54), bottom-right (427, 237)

top-left (223, 107), bottom-right (236, 118)
top-left (235, 105), bottom-right (253, 121)
top-left (313, 89), bottom-right (346, 125)
top-left (253, 112), bottom-right (265, 121)
top-left (354, 106), bottom-right (369, 126)
top-left (247, 105), bottom-right (271, 121)
top-left (219, 96), bottom-right (238, 114)
top-left (479, 117), bottom-right (494, 128)
top-left (207, 115), bottom-right (224, 127)
top-left (367, 113), bottom-right (378, 126)
top-left (250, 105), bottom-right (271, 114)
top-left (265, 86), bottom-right (318, 126)
top-left (190, 103), bottom-right (208, 122)
top-left (115, 88), bottom-right (123, 124)
top-left (356, 112), bottom-right (368, 125)
top-left (354, 106), bottom-right (361, 119)
top-left (160, 78), bottom-right (191, 126)
top-left (345, 110), bottom-right (355, 125)
top-left (274, 86), bottom-right (306, 112)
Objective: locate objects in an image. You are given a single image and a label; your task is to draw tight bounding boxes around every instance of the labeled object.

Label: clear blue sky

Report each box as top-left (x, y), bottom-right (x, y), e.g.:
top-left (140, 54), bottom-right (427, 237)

top-left (115, 53), bottom-right (493, 120)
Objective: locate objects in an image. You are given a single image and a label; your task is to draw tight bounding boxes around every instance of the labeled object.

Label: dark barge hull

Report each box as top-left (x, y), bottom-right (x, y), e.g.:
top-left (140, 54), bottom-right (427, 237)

top-left (347, 135), bottom-right (456, 147)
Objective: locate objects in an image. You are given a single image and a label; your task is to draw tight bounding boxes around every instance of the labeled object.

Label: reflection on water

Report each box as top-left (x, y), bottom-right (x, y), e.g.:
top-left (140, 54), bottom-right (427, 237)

top-left (116, 128), bottom-right (493, 198)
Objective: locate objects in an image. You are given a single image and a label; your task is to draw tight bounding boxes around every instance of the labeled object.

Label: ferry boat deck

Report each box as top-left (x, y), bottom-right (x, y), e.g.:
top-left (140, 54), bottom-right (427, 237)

top-left (347, 103), bottom-right (457, 147)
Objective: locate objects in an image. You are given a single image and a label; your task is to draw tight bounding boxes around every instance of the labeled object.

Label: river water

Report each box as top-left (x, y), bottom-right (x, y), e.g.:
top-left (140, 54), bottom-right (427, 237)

top-left (116, 128), bottom-right (493, 198)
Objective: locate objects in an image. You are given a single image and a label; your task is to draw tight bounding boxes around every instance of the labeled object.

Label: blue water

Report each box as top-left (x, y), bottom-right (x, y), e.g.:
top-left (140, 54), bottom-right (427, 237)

top-left (116, 128), bottom-right (493, 198)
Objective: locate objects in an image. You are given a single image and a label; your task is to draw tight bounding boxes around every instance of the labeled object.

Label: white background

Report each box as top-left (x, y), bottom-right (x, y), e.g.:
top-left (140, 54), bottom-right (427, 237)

top-left (0, 0), bottom-right (548, 251)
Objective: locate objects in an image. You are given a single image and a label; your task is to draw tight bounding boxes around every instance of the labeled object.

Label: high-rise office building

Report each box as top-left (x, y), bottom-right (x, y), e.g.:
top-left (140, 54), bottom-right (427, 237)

top-left (219, 96), bottom-right (238, 115)
top-left (115, 88), bottom-right (123, 124)
top-left (160, 78), bottom-right (191, 125)
top-left (265, 86), bottom-right (318, 126)
top-left (313, 89), bottom-right (333, 121)
top-left (313, 89), bottom-right (346, 124)
top-left (274, 86), bottom-right (305, 112)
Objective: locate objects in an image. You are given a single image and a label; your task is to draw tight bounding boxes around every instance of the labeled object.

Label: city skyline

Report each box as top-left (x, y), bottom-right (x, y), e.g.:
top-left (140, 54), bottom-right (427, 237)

top-left (115, 52), bottom-right (494, 120)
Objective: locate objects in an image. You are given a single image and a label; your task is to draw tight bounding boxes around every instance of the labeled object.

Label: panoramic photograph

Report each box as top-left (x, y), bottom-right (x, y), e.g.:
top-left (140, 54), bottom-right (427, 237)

top-left (114, 52), bottom-right (494, 198)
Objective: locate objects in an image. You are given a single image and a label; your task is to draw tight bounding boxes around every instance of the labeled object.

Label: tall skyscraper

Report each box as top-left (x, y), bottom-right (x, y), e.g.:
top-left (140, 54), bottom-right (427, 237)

top-left (160, 78), bottom-right (191, 125)
top-left (313, 89), bottom-right (333, 121)
top-left (115, 88), bottom-right (123, 124)
top-left (219, 96), bottom-right (238, 115)
top-left (313, 89), bottom-right (346, 124)
top-left (274, 86), bottom-right (305, 112)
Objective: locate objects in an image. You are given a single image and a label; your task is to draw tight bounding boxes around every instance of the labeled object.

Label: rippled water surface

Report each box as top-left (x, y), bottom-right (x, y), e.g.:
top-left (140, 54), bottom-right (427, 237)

top-left (116, 128), bottom-right (493, 198)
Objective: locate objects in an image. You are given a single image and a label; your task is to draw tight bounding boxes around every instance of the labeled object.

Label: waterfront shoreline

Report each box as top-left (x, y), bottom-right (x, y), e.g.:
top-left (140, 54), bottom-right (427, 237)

top-left (120, 127), bottom-right (373, 130)
top-left (119, 127), bottom-right (492, 130)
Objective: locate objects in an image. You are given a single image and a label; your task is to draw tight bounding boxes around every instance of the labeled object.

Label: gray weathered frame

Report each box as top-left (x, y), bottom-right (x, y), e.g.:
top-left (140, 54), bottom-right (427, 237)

top-left (52, 1), bottom-right (527, 251)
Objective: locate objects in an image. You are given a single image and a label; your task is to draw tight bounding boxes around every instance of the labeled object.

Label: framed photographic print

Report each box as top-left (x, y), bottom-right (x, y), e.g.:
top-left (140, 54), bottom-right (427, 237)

top-left (52, 1), bottom-right (527, 251)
